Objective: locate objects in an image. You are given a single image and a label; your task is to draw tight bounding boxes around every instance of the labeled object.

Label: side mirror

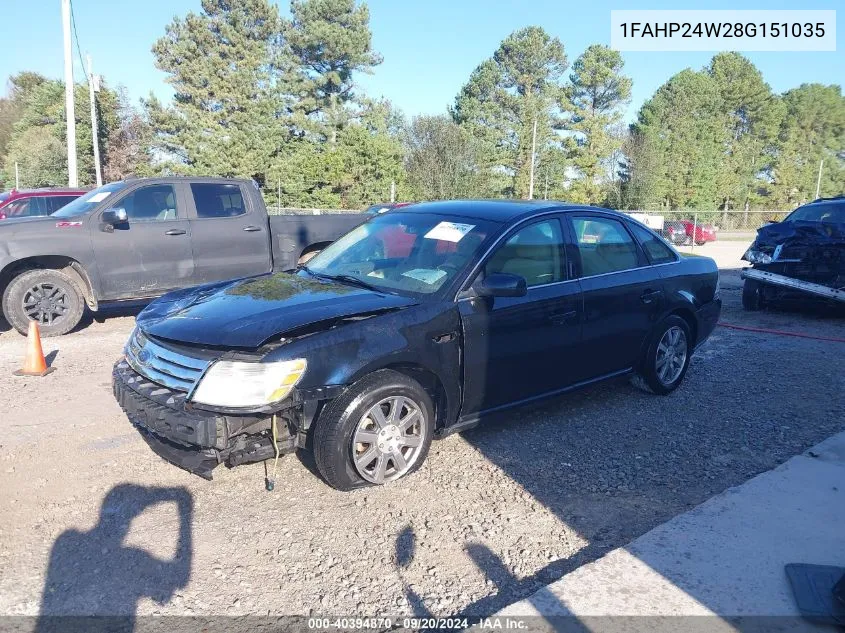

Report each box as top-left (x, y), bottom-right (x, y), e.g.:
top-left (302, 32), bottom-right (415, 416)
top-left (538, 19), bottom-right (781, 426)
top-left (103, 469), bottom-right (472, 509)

top-left (477, 272), bottom-right (527, 298)
top-left (102, 208), bottom-right (128, 225)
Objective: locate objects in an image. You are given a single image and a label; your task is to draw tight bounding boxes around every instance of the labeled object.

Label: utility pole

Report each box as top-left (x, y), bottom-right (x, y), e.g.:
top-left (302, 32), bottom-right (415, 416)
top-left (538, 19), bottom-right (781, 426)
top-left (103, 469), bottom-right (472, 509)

top-left (528, 118), bottom-right (537, 200)
top-left (61, 0), bottom-right (78, 187)
top-left (14, 162), bottom-right (19, 189)
top-left (815, 159), bottom-right (824, 199)
top-left (390, 180), bottom-right (396, 203)
top-left (87, 54), bottom-right (102, 187)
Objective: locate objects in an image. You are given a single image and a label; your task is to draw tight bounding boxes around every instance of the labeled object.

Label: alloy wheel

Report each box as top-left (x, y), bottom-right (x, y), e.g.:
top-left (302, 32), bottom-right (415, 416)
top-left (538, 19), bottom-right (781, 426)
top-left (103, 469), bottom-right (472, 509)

top-left (655, 326), bottom-right (688, 386)
top-left (22, 283), bottom-right (70, 326)
top-left (352, 396), bottom-right (426, 484)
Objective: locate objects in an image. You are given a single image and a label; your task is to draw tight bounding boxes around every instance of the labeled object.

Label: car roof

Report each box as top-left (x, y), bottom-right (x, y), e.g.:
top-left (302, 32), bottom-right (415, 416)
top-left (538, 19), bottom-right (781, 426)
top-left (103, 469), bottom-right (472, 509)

top-left (397, 199), bottom-right (617, 222)
top-left (4, 188), bottom-right (88, 198)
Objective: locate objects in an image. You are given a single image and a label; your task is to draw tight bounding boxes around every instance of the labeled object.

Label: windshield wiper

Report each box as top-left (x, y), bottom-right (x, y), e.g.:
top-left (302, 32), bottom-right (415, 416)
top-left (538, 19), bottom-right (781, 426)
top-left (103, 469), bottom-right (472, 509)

top-left (296, 266), bottom-right (385, 292)
top-left (320, 273), bottom-right (383, 292)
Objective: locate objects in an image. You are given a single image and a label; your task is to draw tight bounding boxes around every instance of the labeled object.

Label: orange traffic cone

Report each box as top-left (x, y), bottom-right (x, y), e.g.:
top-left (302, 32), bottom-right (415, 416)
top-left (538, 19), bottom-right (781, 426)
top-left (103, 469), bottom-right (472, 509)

top-left (13, 321), bottom-right (55, 377)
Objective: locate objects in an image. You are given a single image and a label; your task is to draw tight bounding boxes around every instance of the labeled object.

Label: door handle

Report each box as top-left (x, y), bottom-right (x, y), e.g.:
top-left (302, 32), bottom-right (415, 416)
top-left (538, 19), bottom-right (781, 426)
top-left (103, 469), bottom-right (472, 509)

top-left (549, 310), bottom-right (578, 325)
top-left (243, 225), bottom-right (262, 232)
top-left (165, 229), bottom-right (187, 236)
top-left (640, 289), bottom-right (663, 304)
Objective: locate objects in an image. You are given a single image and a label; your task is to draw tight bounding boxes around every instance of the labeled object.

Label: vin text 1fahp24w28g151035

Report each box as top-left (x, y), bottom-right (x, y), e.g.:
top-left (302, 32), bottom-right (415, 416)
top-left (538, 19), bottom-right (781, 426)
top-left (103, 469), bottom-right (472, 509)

top-left (112, 200), bottom-right (721, 490)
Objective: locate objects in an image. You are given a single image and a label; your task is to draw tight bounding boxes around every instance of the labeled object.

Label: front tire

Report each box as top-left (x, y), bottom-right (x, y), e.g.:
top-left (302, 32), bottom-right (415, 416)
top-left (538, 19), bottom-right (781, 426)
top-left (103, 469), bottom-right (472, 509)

top-left (313, 370), bottom-right (434, 491)
top-left (742, 279), bottom-right (763, 311)
top-left (2, 269), bottom-right (85, 337)
top-left (634, 316), bottom-right (692, 395)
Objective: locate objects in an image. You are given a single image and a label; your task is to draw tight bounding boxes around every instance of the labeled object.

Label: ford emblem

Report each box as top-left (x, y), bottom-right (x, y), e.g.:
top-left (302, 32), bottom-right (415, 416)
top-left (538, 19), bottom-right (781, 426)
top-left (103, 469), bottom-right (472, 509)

top-left (137, 349), bottom-right (152, 366)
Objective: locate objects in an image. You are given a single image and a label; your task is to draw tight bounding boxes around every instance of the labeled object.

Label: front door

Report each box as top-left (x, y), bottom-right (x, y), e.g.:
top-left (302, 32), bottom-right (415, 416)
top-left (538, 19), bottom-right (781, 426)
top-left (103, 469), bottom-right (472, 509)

top-left (90, 183), bottom-right (195, 300)
top-left (459, 218), bottom-right (583, 416)
top-left (185, 182), bottom-right (272, 284)
top-left (567, 214), bottom-right (664, 381)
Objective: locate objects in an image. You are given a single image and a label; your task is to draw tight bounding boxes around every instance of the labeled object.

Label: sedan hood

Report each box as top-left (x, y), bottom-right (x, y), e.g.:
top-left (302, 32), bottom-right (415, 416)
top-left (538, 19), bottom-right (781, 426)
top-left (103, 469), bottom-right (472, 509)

top-left (136, 273), bottom-right (419, 348)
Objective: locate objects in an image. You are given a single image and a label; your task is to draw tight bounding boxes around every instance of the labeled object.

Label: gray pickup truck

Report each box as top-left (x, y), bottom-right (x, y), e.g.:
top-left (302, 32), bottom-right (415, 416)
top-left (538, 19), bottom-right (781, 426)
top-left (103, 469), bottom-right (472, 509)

top-left (0, 177), bottom-right (366, 336)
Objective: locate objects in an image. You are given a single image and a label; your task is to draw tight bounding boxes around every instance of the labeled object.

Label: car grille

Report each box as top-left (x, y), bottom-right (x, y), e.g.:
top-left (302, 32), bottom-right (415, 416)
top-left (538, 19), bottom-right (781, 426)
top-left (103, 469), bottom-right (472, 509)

top-left (125, 328), bottom-right (209, 393)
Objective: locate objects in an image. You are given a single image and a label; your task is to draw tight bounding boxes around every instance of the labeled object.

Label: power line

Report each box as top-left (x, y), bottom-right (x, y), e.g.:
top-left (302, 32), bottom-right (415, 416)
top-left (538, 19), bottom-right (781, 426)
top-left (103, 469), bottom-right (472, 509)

top-left (69, 0), bottom-right (89, 82)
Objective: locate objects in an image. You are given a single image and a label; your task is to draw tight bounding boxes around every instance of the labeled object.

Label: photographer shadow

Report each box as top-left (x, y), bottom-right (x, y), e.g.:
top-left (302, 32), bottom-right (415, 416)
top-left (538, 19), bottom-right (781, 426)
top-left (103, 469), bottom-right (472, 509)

top-left (37, 484), bottom-right (193, 632)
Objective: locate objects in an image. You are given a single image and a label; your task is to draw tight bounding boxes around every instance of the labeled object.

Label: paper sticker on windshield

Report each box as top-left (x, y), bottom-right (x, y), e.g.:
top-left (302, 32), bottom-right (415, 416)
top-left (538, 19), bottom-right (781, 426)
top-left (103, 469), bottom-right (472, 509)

top-left (402, 269), bottom-right (448, 285)
top-left (424, 221), bottom-right (475, 243)
top-left (89, 192), bottom-right (112, 203)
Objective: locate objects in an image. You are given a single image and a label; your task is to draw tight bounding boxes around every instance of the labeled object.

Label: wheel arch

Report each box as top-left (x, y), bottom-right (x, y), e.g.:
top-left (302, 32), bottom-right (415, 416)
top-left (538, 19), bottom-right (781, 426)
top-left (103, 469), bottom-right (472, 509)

top-left (299, 241), bottom-right (333, 261)
top-left (0, 256), bottom-right (96, 309)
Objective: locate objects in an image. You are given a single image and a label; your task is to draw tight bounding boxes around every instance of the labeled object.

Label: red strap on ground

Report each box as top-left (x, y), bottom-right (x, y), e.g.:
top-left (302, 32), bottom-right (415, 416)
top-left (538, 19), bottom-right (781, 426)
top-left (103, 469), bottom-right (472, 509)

top-left (717, 321), bottom-right (845, 344)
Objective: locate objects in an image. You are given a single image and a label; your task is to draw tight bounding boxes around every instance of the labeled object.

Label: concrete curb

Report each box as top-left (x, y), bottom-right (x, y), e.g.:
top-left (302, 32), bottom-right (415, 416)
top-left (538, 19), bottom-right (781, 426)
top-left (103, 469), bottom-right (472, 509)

top-left (496, 432), bottom-right (845, 621)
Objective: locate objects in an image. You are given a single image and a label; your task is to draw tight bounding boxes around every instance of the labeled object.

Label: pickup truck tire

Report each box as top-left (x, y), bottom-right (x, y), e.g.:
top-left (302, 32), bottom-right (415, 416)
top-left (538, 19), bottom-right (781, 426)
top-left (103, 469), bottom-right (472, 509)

top-left (2, 269), bottom-right (85, 337)
top-left (633, 315), bottom-right (692, 395)
top-left (313, 369), bottom-right (434, 491)
top-left (742, 279), bottom-right (763, 311)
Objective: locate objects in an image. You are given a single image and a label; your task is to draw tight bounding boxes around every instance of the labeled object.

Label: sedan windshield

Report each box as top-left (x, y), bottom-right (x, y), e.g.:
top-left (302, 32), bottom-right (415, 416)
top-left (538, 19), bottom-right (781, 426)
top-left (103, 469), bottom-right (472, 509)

top-left (784, 202), bottom-right (845, 224)
top-left (303, 212), bottom-right (495, 296)
top-left (52, 181), bottom-right (126, 218)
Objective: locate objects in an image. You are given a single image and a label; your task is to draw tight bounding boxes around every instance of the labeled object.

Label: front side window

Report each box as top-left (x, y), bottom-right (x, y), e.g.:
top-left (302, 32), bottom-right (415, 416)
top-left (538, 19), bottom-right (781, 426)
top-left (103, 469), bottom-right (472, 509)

top-left (305, 212), bottom-right (494, 296)
top-left (484, 220), bottom-right (564, 287)
top-left (629, 223), bottom-right (677, 265)
top-left (572, 216), bottom-right (640, 276)
top-left (191, 183), bottom-right (246, 218)
top-left (1, 198), bottom-right (33, 217)
top-left (113, 185), bottom-right (179, 222)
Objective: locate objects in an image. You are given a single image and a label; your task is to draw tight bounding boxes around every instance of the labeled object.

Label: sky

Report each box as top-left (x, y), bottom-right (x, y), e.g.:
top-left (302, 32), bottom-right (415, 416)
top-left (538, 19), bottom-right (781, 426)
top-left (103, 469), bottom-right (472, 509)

top-left (2, 0), bottom-right (843, 123)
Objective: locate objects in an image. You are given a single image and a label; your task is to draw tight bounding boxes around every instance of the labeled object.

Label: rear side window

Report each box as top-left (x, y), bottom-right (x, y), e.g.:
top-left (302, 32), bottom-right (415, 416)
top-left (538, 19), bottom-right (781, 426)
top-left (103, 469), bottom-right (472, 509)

top-left (47, 195), bottom-right (80, 213)
top-left (572, 216), bottom-right (640, 276)
top-left (191, 183), bottom-right (246, 218)
top-left (629, 223), bottom-right (677, 265)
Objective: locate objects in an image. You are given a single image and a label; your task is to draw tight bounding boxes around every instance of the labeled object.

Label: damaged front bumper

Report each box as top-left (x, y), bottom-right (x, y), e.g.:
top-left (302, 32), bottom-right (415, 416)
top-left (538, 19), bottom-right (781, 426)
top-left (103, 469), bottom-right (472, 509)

top-left (112, 359), bottom-right (298, 479)
top-left (741, 268), bottom-right (845, 304)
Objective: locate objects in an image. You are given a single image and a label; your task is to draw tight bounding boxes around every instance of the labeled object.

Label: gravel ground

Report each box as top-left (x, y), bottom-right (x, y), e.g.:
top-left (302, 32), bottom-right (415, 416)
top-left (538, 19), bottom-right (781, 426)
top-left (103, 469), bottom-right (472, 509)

top-left (0, 244), bottom-right (843, 619)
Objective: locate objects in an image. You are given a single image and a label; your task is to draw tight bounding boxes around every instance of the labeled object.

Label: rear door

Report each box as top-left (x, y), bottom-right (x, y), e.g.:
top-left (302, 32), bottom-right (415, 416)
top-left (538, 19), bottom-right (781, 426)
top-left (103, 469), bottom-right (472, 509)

top-left (89, 182), bottom-right (196, 300)
top-left (185, 182), bottom-right (272, 284)
top-left (566, 213), bottom-right (664, 381)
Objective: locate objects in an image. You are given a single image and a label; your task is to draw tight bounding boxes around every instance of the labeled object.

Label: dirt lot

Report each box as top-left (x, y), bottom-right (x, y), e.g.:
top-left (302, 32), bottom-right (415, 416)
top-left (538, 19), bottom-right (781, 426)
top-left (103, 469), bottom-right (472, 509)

top-left (1, 240), bottom-right (844, 618)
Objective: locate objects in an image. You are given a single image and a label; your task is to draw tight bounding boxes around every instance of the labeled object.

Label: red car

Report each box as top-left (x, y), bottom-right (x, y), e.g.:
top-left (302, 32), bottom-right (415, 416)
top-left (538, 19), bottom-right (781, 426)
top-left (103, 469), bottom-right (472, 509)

top-left (0, 187), bottom-right (88, 220)
top-left (680, 220), bottom-right (717, 245)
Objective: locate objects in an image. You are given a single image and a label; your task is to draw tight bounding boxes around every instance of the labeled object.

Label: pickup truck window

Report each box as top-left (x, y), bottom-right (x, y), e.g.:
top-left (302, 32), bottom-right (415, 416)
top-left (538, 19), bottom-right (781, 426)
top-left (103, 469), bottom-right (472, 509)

top-left (306, 212), bottom-right (494, 296)
top-left (118, 185), bottom-right (180, 222)
top-left (190, 183), bottom-right (246, 218)
top-left (53, 181), bottom-right (126, 218)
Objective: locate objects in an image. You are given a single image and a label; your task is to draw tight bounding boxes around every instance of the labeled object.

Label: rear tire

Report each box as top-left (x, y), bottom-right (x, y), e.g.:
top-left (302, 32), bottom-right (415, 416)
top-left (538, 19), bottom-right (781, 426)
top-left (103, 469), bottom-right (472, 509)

top-left (742, 279), bottom-right (763, 311)
top-left (2, 269), bottom-right (85, 337)
top-left (634, 315), bottom-right (692, 395)
top-left (313, 370), bottom-right (434, 491)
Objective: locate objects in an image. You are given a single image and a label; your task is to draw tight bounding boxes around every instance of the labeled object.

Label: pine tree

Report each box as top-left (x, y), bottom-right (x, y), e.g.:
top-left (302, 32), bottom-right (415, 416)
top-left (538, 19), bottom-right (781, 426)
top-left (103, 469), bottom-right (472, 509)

top-left (149, 0), bottom-right (285, 180)
top-left (566, 45), bottom-right (632, 204)
top-left (452, 26), bottom-right (568, 198)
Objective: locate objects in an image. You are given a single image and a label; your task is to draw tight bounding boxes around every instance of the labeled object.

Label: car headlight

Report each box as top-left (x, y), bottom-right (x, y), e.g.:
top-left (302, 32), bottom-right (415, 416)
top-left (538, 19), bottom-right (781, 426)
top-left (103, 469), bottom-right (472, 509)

top-left (743, 249), bottom-right (772, 264)
top-left (191, 359), bottom-right (307, 408)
